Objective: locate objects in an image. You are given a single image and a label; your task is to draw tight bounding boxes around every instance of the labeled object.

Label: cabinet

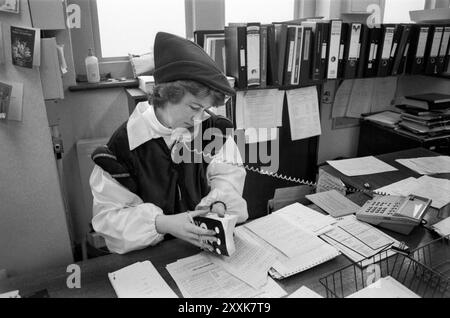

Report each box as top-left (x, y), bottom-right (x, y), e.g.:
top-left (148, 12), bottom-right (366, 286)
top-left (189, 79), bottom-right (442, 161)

top-left (358, 120), bottom-right (450, 156)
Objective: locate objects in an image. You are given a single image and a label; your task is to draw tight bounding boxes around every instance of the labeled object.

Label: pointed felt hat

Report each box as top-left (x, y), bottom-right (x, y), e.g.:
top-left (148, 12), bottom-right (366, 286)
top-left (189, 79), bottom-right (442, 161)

top-left (153, 32), bottom-right (234, 96)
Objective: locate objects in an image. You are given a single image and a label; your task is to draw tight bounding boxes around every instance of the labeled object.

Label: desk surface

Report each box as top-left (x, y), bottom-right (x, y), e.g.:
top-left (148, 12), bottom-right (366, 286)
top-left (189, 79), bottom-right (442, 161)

top-left (1, 148), bottom-right (448, 298)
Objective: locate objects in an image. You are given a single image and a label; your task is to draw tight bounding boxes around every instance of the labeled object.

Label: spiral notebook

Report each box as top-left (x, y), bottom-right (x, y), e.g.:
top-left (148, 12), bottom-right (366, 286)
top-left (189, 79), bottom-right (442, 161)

top-left (244, 213), bottom-right (340, 279)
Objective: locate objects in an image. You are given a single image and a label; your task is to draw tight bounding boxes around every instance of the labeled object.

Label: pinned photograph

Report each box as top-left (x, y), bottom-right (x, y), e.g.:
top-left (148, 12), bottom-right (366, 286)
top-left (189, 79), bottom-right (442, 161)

top-left (0, 81), bottom-right (12, 119)
top-left (10, 25), bottom-right (40, 68)
top-left (0, 0), bottom-right (19, 13)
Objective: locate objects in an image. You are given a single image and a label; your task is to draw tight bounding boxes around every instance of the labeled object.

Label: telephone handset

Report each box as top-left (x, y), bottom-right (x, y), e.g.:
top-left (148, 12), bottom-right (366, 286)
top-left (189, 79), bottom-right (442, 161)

top-left (356, 194), bottom-right (432, 235)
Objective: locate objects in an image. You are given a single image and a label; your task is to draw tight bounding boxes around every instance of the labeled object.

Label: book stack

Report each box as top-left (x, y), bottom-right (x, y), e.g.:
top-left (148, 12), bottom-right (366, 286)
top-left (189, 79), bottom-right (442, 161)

top-left (395, 93), bottom-right (450, 139)
top-left (193, 21), bottom-right (450, 90)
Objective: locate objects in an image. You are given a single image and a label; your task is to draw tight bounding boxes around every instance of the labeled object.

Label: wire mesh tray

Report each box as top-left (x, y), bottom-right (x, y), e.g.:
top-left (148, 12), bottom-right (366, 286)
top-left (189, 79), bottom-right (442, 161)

top-left (319, 242), bottom-right (450, 298)
top-left (410, 234), bottom-right (450, 280)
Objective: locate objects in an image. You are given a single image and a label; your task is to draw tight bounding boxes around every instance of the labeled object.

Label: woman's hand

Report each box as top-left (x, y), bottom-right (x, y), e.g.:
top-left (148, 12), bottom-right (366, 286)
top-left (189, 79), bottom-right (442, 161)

top-left (155, 210), bottom-right (217, 251)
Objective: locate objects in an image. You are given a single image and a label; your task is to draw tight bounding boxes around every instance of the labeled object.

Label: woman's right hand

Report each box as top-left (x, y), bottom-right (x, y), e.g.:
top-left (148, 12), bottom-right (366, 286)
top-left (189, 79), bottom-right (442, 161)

top-left (155, 210), bottom-right (217, 251)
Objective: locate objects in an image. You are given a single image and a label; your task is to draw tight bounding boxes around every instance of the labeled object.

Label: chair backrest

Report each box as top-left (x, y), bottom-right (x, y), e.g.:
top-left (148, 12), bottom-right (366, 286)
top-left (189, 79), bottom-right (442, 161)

top-left (267, 185), bottom-right (314, 214)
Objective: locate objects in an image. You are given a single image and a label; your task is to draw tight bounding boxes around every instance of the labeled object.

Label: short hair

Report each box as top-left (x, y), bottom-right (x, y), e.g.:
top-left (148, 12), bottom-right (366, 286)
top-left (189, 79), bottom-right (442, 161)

top-left (150, 80), bottom-right (225, 109)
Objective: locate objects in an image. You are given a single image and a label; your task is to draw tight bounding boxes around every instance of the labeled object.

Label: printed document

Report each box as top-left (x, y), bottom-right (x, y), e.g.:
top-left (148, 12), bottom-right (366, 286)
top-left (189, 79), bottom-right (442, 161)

top-left (286, 86), bottom-right (322, 141)
top-left (431, 217), bottom-right (450, 237)
top-left (108, 261), bottom-right (177, 298)
top-left (306, 190), bottom-right (361, 217)
top-left (396, 156), bottom-right (450, 175)
top-left (347, 276), bottom-right (420, 298)
top-left (327, 156), bottom-right (398, 176)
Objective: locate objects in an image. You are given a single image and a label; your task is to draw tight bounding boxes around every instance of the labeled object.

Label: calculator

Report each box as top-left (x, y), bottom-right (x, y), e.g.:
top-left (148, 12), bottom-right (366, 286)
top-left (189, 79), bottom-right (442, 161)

top-left (356, 194), bottom-right (432, 235)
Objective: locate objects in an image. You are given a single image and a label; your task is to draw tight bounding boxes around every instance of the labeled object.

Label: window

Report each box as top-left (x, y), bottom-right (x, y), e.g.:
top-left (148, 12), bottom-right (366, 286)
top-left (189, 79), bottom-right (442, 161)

top-left (383, 0), bottom-right (425, 23)
top-left (225, 0), bottom-right (295, 24)
top-left (96, 0), bottom-right (186, 58)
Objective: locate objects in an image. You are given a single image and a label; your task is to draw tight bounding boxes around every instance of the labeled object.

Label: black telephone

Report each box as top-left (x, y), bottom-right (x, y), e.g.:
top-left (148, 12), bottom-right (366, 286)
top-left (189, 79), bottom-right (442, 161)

top-left (356, 194), bottom-right (432, 235)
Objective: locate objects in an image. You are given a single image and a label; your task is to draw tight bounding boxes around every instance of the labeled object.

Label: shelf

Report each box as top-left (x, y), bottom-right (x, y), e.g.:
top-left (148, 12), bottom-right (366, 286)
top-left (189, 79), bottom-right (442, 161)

top-left (409, 8), bottom-right (450, 23)
top-left (68, 78), bottom-right (139, 92)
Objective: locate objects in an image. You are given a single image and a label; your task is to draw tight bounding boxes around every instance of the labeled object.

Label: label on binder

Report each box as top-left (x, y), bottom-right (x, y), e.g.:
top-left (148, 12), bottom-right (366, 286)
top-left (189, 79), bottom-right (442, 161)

top-left (416, 28), bottom-right (429, 58)
top-left (390, 43), bottom-right (398, 58)
top-left (240, 49), bottom-right (246, 67)
top-left (349, 24), bottom-right (361, 59)
top-left (438, 27), bottom-right (450, 57)
top-left (430, 27), bottom-right (444, 57)
top-left (322, 43), bottom-right (327, 59)
top-left (381, 27), bottom-right (395, 59)
top-left (327, 20), bottom-right (342, 79)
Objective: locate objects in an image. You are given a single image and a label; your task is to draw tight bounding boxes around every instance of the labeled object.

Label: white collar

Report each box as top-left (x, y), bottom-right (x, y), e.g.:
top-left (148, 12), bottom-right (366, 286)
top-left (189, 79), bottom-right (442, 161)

top-left (127, 101), bottom-right (172, 150)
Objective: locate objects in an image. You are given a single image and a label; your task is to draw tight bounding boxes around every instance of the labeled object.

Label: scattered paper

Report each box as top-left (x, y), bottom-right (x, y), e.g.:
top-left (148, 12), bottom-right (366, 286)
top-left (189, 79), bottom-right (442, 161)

top-left (376, 176), bottom-right (450, 209)
top-left (347, 276), bottom-right (420, 298)
top-left (166, 253), bottom-right (285, 298)
top-left (320, 216), bottom-right (404, 265)
top-left (370, 77), bottom-right (398, 113)
top-left (327, 156), bottom-right (398, 176)
top-left (245, 127), bottom-right (278, 144)
top-left (288, 286), bottom-right (323, 298)
top-left (208, 226), bottom-right (276, 289)
top-left (431, 217), bottom-right (450, 237)
top-left (108, 261), bottom-right (177, 298)
top-left (331, 80), bottom-right (352, 118)
top-left (396, 156), bottom-right (450, 175)
top-left (306, 190), bottom-right (361, 218)
top-left (273, 202), bottom-right (336, 235)
top-left (0, 290), bottom-right (20, 298)
top-left (286, 86), bottom-right (321, 141)
top-left (316, 168), bottom-right (346, 195)
top-left (346, 78), bottom-right (374, 118)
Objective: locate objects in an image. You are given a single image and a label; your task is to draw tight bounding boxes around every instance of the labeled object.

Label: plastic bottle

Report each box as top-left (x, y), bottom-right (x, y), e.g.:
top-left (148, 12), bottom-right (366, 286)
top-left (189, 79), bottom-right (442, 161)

top-left (85, 48), bottom-right (100, 83)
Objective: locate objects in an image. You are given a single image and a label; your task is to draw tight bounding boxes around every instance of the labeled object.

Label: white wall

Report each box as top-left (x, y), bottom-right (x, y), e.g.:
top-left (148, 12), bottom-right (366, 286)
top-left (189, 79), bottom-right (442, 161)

top-left (0, 0), bottom-right (73, 276)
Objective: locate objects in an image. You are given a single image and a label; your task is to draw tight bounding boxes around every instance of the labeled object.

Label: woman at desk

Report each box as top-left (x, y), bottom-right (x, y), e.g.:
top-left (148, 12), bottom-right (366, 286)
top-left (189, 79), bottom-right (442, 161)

top-left (89, 32), bottom-right (248, 254)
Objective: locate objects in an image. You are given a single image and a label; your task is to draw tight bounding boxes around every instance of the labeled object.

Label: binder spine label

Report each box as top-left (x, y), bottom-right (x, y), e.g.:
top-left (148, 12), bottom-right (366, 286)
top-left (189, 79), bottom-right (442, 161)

top-left (327, 20), bottom-right (342, 79)
top-left (304, 30), bottom-right (311, 61)
top-left (430, 27), bottom-right (444, 57)
top-left (287, 41), bottom-right (295, 72)
top-left (390, 43), bottom-right (398, 58)
top-left (349, 24), bottom-right (361, 60)
top-left (381, 28), bottom-right (395, 59)
top-left (247, 25), bottom-right (261, 86)
top-left (322, 43), bottom-right (327, 59)
top-left (240, 49), bottom-right (246, 67)
top-left (416, 28), bottom-right (429, 58)
top-left (439, 27), bottom-right (450, 57)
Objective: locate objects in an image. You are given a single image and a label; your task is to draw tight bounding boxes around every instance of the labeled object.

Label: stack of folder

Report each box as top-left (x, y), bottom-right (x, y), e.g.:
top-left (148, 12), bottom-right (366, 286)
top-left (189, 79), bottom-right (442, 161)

top-left (193, 20), bottom-right (450, 90)
top-left (395, 93), bottom-right (450, 138)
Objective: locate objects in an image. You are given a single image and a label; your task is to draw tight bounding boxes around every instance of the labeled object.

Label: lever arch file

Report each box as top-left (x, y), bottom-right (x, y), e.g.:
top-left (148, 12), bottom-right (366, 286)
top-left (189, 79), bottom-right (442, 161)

top-left (425, 25), bottom-right (444, 75)
top-left (327, 20), bottom-right (342, 79)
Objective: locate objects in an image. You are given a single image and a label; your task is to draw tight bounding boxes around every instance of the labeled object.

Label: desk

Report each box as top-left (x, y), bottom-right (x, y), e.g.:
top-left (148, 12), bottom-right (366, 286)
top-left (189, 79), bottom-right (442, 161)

top-left (1, 148), bottom-right (448, 298)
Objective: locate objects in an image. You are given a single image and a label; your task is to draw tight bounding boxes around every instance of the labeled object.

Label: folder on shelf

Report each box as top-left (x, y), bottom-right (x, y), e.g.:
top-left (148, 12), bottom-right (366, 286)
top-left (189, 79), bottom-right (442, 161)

top-left (246, 22), bottom-right (261, 87)
top-left (357, 24), bottom-right (370, 78)
top-left (425, 25), bottom-right (444, 75)
top-left (377, 24), bottom-right (396, 77)
top-left (193, 29), bottom-right (224, 49)
top-left (337, 22), bottom-right (348, 78)
top-left (406, 25), bottom-right (431, 75)
top-left (436, 26), bottom-right (450, 74)
top-left (391, 24), bottom-right (412, 76)
top-left (343, 23), bottom-right (362, 79)
top-left (302, 21), bottom-right (329, 82)
top-left (283, 26), bottom-right (297, 85)
top-left (291, 26), bottom-right (304, 85)
top-left (299, 27), bottom-right (313, 86)
top-left (327, 20), bottom-right (342, 79)
top-left (266, 24), bottom-right (279, 86)
top-left (274, 23), bottom-right (289, 86)
top-left (260, 25), bottom-right (268, 88)
top-left (365, 26), bottom-right (382, 77)
top-left (225, 25), bottom-right (247, 88)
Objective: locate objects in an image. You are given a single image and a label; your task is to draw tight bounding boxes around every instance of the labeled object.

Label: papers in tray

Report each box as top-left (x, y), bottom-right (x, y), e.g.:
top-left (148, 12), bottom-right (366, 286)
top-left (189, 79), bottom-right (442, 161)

top-left (108, 261), bottom-right (177, 298)
top-left (320, 215), bottom-right (407, 267)
top-left (346, 276), bottom-right (420, 298)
